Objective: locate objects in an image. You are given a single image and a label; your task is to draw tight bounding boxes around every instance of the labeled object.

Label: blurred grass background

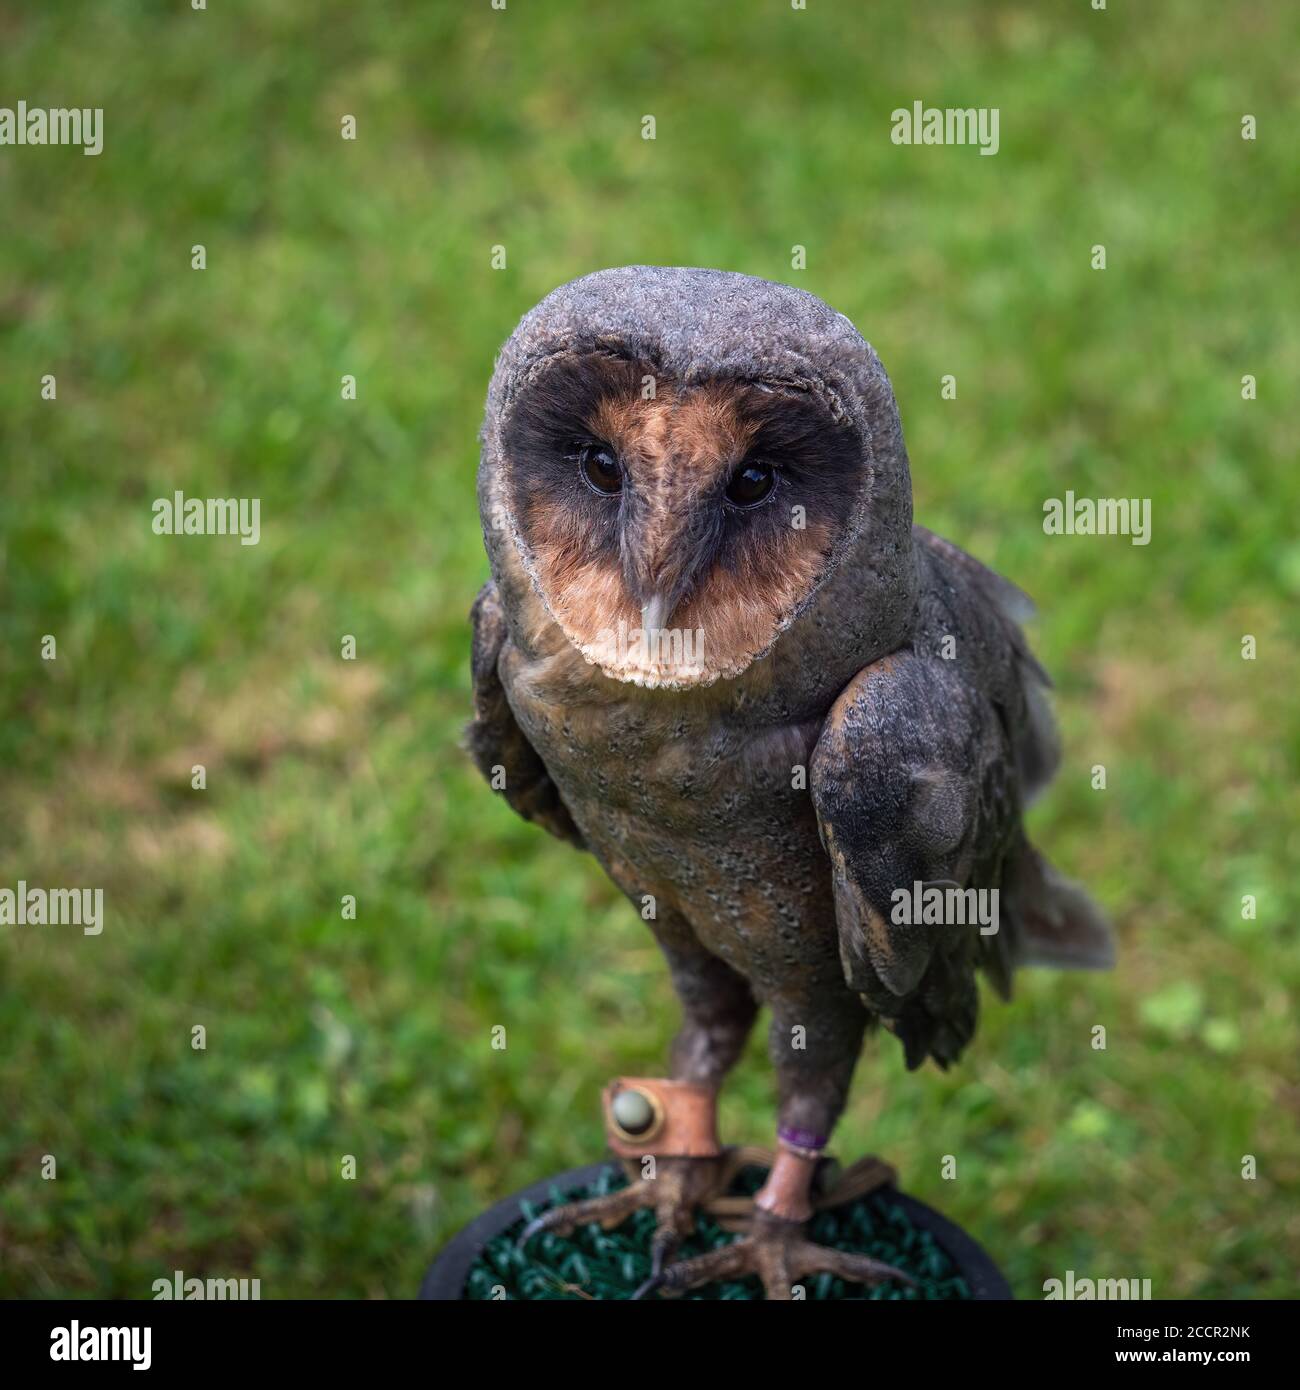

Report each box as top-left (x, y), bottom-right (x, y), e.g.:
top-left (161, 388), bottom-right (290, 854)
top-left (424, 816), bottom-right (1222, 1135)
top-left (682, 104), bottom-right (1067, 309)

top-left (1, 0), bottom-right (1297, 1299)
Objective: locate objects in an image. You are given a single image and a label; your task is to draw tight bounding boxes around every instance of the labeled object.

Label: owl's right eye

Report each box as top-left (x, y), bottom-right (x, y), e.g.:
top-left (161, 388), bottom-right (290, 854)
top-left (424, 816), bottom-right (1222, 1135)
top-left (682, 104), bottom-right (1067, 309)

top-left (576, 442), bottom-right (622, 496)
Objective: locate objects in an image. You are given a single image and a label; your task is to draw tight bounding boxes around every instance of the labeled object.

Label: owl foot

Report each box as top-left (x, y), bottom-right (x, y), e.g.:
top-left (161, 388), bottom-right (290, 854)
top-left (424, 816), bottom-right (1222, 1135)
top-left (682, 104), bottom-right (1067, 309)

top-left (631, 1206), bottom-right (915, 1301)
top-left (515, 1151), bottom-right (739, 1267)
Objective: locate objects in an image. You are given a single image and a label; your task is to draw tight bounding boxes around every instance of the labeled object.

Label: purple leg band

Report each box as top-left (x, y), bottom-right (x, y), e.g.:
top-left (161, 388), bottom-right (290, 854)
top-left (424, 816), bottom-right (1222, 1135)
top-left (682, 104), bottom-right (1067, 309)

top-left (778, 1125), bottom-right (828, 1153)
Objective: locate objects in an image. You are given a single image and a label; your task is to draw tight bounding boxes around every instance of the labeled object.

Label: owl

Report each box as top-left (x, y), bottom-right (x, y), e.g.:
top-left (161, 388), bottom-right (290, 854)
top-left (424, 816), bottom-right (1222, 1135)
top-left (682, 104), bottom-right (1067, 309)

top-left (468, 266), bottom-right (1113, 1299)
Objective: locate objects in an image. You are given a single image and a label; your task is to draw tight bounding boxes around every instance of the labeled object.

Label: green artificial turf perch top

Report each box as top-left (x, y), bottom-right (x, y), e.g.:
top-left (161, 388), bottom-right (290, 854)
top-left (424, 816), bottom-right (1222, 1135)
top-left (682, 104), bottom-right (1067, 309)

top-left (466, 1166), bottom-right (969, 1300)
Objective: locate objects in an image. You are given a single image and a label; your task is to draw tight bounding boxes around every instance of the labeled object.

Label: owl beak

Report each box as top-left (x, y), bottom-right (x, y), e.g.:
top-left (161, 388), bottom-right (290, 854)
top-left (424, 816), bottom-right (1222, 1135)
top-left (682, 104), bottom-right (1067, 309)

top-left (623, 500), bottom-right (714, 637)
top-left (640, 593), bottom-right (672, 635)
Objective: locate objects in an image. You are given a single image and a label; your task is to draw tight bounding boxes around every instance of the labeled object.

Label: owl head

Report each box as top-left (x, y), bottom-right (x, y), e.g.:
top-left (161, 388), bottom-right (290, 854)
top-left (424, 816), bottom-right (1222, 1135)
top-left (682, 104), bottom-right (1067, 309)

top-left (480, 266), bottom-right (914, 689)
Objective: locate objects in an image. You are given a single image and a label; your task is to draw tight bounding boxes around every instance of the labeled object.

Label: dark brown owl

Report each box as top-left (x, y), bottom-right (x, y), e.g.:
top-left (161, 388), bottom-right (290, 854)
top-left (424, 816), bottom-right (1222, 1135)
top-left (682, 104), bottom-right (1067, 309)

top-left (467, 266), bottom-right (1113, 1298)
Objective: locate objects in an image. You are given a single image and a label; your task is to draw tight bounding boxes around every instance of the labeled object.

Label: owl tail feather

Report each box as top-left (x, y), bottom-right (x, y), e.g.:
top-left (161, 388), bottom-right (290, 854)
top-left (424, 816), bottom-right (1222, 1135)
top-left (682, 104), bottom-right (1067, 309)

top-left (1005, 842), bottom-right (1116, 972)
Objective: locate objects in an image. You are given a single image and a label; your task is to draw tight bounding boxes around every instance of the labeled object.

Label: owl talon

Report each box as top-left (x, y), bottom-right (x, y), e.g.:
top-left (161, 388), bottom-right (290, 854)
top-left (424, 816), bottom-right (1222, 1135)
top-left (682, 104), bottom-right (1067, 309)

top-left (515, 1152), bottom-right (736, 1286)
top-left (648, 1226), bottom-right (681, 1277)
top-left (630, 1273), bottom-right (666, 1301)
top-left (515, 1180), bottom-right (653, 1251)
top-left (642, 1208), bottom-right (916, 1300)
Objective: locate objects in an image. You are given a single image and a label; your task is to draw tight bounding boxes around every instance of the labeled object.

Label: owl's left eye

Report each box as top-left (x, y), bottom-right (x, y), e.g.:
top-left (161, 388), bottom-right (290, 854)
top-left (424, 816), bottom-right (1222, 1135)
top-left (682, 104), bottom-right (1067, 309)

top-left (725, 460), bottom-right (776, 508)
top-left (576, 442), bottom-right (622, 496)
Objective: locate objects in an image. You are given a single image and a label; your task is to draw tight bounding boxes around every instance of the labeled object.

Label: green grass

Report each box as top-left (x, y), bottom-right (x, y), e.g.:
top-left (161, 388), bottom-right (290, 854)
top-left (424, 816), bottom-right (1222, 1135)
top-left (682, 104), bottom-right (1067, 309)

top-left (1, 0), bottom-right (1297, 1299)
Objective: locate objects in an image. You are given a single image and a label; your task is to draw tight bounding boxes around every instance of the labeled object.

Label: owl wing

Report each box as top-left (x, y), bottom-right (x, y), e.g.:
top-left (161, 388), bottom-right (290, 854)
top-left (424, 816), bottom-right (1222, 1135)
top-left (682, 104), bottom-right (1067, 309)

top-left (809, 646), bottom-right (1020, 1071)
top-left (466, 582), bottom-right (586, 849)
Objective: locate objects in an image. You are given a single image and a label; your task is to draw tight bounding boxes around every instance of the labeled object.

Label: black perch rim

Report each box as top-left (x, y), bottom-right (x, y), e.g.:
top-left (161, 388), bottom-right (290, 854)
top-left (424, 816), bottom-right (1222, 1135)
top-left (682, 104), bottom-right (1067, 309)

top-left (422, 1161), bottom-right (1013, 1301)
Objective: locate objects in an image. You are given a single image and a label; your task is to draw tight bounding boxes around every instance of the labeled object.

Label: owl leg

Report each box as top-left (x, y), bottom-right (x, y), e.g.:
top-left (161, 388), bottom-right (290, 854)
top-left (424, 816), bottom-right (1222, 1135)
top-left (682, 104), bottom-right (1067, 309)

top-left (658, 934), bottom-right (760, 1092)
top-left (515, 1088), bottom-right (742, 1260)
top-left (519, 933), bottom-right (758, 1275)
top-left (636, 997), bottom-right (910, 1299)
top-left (638, 933), bottom-right (761, 1277)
